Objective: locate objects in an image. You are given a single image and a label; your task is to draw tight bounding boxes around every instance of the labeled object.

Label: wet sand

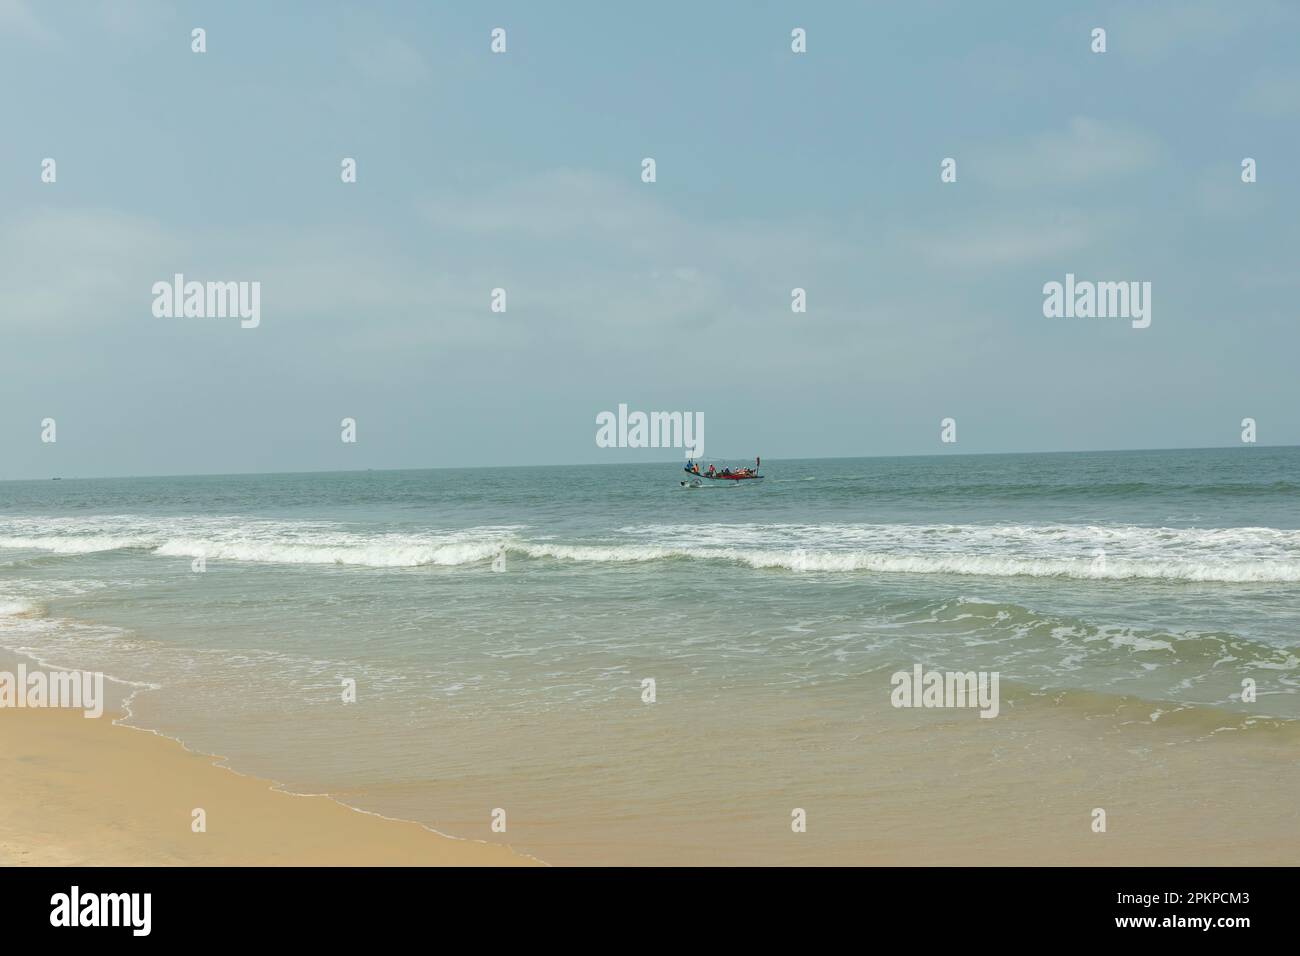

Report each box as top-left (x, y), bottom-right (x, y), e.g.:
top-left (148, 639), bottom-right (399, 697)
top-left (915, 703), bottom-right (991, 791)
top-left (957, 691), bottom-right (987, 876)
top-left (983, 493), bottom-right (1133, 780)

top-left (3, 653), bottom-right (1295, 866)
top-left (0, 700), bottom-right (536, 866)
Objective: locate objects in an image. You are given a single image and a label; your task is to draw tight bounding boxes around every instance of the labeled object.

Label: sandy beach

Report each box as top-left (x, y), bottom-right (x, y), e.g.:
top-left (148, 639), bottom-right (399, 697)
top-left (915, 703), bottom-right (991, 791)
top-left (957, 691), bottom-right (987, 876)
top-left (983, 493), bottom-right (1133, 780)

top-left (0, 663), bottom-right (536, 866)
top-left (4, 654), bottom-right (1296, 866)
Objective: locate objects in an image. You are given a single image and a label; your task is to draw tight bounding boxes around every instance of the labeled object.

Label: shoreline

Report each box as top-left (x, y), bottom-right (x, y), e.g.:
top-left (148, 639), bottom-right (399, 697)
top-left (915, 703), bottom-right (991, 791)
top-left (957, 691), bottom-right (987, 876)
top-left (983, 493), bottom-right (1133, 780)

top-left (4, 617), bottom-right (1298, 865)
top-left (0, 650), bottom-right (538, 866)
top-left (4, 653), bottom-right (1299, 865)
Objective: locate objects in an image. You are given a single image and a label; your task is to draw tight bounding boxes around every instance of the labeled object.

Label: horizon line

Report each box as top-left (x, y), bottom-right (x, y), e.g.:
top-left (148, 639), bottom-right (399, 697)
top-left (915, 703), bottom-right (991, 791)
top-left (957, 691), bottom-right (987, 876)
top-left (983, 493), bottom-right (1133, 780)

top-left (3, 441), bottom-right (1292, 484)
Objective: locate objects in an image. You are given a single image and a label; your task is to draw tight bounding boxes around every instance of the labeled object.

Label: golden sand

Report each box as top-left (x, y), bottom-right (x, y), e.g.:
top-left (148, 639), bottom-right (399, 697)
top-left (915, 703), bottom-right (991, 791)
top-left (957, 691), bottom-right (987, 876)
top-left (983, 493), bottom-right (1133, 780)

top-left (0, 706), bottom-right (537, 866)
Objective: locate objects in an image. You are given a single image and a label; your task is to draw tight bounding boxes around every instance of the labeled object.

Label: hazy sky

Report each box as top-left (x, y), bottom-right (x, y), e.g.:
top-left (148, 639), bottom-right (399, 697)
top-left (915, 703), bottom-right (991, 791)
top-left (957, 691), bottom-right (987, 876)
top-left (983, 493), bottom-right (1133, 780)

top-left (2, 1), bottom-right (1297, 479)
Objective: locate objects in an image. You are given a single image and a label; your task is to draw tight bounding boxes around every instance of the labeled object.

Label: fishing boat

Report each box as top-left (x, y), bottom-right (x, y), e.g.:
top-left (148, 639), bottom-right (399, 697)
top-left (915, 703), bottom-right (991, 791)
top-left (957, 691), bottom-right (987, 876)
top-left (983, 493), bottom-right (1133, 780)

top-left (681, 459), bottom-right (763, 486)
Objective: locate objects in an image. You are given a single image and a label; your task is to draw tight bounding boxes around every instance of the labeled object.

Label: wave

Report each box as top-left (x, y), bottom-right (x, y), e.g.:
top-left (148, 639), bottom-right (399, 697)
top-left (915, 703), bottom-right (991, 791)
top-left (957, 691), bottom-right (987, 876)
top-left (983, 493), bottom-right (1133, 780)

top-left (511, 543), bottom-right (1300, 582)
top-left (2, 516), bottom-right (1299, 582)
top-left (0, 535), bottom-right (149, 554)
top-left (152, 537), bottom-right (504, 568)
top-left (867, 596), bottom-right (1298, 717)
top-left (706, 549), bottom-right (1300, 582)
top-left (0, 516), bottom-right (523, 567)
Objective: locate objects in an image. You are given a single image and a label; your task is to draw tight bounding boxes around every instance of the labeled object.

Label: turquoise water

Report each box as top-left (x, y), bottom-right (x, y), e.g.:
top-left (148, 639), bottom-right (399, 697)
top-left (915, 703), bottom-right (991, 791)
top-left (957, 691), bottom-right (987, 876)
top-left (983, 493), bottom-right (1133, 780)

top-left (2, 447), bottom-right (1298, 861)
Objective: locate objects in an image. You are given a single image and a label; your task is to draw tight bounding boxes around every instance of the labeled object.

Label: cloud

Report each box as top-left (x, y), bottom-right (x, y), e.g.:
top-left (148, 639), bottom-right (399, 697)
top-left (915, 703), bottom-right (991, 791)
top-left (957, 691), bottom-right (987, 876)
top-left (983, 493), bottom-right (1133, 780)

top-left (0, 209), bottom-right (179, 329)
top-left (1238, 68), bottom-right (1300, 116)
top-left (1109, 0), bottom-right (1292, 62)
top-left (0, 169), bottom-right (910, 405)
top-left (420, 166), bottom-right (856, 273)
top-left (0, 174), bottom-right (829, 342)
top-left (424, 169), bottom-right (674, 242)
top-left (0, 0), bottom-right (54, 43)
top-left (418, 168), bottom-right (862, 331)
top-left (911, 210), bottom-right (1107, 270)
top-left (969, 117), bottom-right (1161, 189)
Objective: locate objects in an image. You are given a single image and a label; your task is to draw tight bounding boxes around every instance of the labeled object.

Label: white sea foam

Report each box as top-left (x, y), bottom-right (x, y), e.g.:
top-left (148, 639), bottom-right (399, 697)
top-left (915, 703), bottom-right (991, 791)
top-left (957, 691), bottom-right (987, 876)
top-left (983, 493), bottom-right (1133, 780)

top-left (0, 516), bottom-right (521, 568)
top-left (2, 516), bottom-right (1299, 581)
top-left (152, 537), bottom-right (504, 568)
top-left (0, 534), bottom-right (149, 554)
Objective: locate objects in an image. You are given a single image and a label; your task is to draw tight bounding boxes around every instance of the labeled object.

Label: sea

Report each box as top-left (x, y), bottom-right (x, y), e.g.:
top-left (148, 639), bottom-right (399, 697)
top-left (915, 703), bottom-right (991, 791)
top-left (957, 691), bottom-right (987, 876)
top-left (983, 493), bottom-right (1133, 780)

top-left (2, 446), bottom-right (1297, 864)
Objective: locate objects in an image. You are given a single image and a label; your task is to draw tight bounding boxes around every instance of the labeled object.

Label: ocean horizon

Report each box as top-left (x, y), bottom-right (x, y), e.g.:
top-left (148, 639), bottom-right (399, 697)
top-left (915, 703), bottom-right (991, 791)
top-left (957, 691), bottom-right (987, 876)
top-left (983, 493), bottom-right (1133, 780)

top-left (10, 440), bottom-right (1299, 483)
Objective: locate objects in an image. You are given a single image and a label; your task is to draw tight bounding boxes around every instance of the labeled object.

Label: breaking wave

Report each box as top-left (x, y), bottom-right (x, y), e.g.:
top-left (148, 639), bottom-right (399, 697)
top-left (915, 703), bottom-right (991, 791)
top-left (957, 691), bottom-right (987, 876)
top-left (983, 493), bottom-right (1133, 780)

top-left (1, 515), bottom-right (1299, 582)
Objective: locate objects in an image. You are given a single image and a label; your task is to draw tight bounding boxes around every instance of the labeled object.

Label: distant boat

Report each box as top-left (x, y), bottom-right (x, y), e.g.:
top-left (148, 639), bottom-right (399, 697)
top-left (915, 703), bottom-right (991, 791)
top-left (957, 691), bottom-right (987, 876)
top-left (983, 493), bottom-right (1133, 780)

top-left (681, 461), bottom-right (763, 486)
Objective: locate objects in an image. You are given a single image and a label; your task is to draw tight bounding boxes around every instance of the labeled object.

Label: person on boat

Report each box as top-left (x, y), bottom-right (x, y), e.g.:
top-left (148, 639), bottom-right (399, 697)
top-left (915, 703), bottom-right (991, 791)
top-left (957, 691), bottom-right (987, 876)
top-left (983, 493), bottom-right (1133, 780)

top-left (708, 464), bottom-right (716, 475)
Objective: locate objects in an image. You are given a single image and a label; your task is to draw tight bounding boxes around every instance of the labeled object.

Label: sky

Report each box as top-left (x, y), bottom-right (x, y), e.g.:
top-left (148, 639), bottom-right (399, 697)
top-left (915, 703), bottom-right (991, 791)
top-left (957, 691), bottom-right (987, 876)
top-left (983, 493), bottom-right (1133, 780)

top-left (1, 0), bottom-right (1297, 479)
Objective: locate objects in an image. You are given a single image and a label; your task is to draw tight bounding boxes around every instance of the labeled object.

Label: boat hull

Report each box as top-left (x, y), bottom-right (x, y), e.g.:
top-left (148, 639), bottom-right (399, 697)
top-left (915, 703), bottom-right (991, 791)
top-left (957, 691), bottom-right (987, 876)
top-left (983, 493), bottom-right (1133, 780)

top-left (682, 470), bottom-right (763, 485)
